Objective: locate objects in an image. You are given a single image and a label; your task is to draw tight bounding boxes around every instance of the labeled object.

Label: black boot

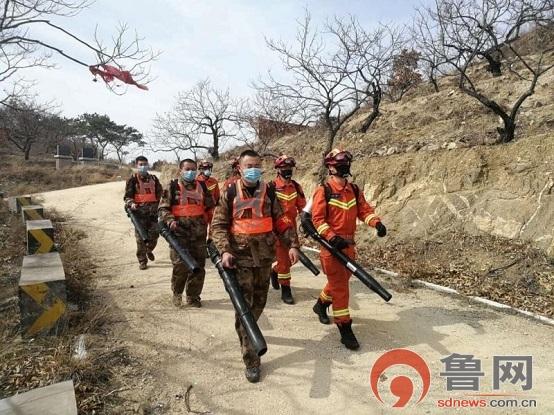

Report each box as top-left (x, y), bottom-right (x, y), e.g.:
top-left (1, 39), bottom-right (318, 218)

top-left (280, 285), bottom-right (294, 305)
top-left (337, 321), bottom-right (360, 350)
top-left (312, 299), bottom-right (330, 324)
top-left (245, 366), bottom-right (261, 383)
top-left (270, 270), bottom-right (280, 290)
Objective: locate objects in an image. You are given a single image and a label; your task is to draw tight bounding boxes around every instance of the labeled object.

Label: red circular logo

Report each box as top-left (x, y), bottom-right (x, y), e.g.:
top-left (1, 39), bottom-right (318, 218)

top-left (370, 349), bottom-right (431, 407)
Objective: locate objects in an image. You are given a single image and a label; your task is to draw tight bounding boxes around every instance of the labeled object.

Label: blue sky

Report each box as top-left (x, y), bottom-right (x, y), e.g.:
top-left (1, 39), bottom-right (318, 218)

top-left (21, 0), bottom-right (428, 160)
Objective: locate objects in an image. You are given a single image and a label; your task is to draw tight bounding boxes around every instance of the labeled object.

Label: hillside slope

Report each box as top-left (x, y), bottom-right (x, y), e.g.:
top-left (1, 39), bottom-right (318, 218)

top-left (272, 61), bottom-right (554, 257)
top-left (254, 58), bottom-right (554, 316)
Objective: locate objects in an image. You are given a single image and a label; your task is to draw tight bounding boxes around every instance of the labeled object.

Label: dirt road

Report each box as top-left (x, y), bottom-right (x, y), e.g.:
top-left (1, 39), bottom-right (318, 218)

top-left (39, 181), bottom-right (554, 414)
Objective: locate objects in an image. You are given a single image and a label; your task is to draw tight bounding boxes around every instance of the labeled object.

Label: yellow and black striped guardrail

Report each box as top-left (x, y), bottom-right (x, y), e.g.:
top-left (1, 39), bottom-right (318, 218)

top-left (19, 252), bottom-right (67, 337)
top-left (26, 219), bottom-right (56, 255)
top-left (5, 195), bottom-right (68, 338)
top-left (21, 205), bottom-right (45, 222)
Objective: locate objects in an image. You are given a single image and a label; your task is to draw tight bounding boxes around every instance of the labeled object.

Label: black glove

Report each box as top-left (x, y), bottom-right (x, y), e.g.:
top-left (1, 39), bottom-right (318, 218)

top-left (375, 222), bottom-right (387, 237)
top-left (330, 235), bottom-right (349, 250)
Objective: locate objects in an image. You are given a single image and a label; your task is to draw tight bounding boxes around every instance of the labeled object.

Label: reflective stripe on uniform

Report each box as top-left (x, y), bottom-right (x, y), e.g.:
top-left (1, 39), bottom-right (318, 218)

top-left (317, 223), bottom-right (330, 235)
top-left (276, 191), bottom-right (298, 201)
top-left (332, 308), bottom-right (350, 317)
top-left (364, 213), bottom-right (378, 224)
top-left (208, 183), bottom-right (217, 191)
top-left (328, 198), bottom-right (357, 210)
top-left (277, 272), bottom-right (291, 280)
top-left (320, 291), bottom-right (333, 302)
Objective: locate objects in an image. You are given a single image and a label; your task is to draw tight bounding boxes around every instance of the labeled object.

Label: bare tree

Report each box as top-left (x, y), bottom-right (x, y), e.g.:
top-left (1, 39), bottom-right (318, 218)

top-left (259, 13), bottom-right (403, 153)
top-left (425, 0), bottom-right (554, 142)
top-left (0, 97), bottom-right (52, 159)
top-left (151, 111), bottom-right (216, 162)
top-left (330, 19), bottom-right (404, 133)
top-left (430, 0), bottom-right (553, 76)
top-left (234, 89), bottom-right (309, 155)
top-left (0, 0), bottom-right (157, 102)
top-left (259, 13), bottom-right (358, 155)
top-left (152, 79), bottom-right (237, 160)
top-left (412, 7), bottom-right (452, 92)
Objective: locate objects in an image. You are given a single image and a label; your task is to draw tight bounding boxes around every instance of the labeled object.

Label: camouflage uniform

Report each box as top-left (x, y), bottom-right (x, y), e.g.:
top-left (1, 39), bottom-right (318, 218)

top-left (124, 173), bottom-right (163, 265)
top-left (211, 180), bottom-right (299, 368)
top-left (158, 178), bottom-right (214, 303)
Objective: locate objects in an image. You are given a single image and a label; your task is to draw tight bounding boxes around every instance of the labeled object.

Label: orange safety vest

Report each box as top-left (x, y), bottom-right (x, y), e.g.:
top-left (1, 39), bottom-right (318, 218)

top-left (171, 181), bottom-right (205, 218)
top-left (230, 181), bottom-right (273, 235)
top-left (134, 175), bottom-right (159, 203)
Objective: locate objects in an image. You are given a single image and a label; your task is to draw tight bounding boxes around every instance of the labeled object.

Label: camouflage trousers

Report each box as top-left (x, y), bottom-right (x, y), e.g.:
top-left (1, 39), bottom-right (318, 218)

top-left (135, 215), bottom-right (159, 264)
top-left (234, 263), bottom-right (271, 369)
top-left (170, 238), bottom-right (206, 302)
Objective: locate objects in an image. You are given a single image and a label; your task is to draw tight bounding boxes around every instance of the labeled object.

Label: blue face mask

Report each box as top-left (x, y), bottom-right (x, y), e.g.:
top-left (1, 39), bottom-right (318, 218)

top-left (203, 169), bottom-right (212, 177)
top-left (138, 165), bottom-right (149, 175)
top-left (243, 167), bottom-right (262, 184)
top-left (182, 170), bottom-right (197, 182)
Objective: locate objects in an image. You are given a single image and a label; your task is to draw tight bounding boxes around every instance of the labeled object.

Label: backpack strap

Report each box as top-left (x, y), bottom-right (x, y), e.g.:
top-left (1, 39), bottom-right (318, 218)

top-left (169, 179), bottom-right (178, 204)
top-left (291, 180), bottom-right (305, 198)
top-left (350, 183), bottom-right (360, 202)
top-left (226, 181), bottom-right (237, 213)
top-left (323, 183), bottom-right (331, 218)
top-left (266, 181), bottom-right (276, 205)
top-left (198, 180), bottom-right (208, 195)
top-left (323, 183), bottom-right (332, 203)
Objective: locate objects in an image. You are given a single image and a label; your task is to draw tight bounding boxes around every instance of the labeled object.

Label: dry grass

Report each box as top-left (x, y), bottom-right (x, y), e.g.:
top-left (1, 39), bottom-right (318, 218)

top-left (0, 201), bottom-right (25, 337)
top-left (0, 205), bottom-right (130, 414)
top-left (0, 156), bottom-right (132, 197)
top-left (159, 163), bottom-right (178, 186)
top-left (363, 231), bottom-right (554, 317)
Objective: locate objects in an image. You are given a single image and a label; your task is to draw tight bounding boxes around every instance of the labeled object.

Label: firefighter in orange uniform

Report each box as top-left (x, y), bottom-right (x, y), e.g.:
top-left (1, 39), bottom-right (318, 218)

top-left (223, 157), bottom-right (240, 189)
top-left (311, 149), bottom-right (387, 350)
top-left (197, 160), bottom-right (220, 223)
top-left (124, 156), bottom-right (162, 270)
top-left (269, 155), bottom-right (306, 304)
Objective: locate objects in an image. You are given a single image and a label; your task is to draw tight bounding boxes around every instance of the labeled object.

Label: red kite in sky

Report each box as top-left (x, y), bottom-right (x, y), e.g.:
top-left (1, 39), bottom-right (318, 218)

top-left (89, 64), bottom-right (148, 90)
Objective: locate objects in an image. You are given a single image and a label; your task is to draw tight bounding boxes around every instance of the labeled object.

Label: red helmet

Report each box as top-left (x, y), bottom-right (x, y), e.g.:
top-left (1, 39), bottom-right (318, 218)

top-left (324, 149), bottom-right (353, 166)
top-left (199, 160), bottom-right (213, 169)
top-left (274, 155), bottom-right (296, 168)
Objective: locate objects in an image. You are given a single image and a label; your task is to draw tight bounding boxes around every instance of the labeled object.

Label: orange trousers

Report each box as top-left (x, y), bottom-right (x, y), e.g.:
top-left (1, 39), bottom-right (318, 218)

top-left (272, 239), bottom-right (292, 286)
top-left (319, 245), bottom-right (356, 324)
